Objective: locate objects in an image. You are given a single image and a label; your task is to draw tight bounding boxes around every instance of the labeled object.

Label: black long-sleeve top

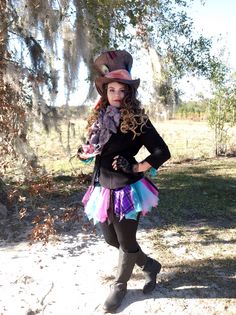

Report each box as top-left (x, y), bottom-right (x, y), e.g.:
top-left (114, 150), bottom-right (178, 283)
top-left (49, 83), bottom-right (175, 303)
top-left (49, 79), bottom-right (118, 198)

top-left (92, 119), bottom-right (171, 189)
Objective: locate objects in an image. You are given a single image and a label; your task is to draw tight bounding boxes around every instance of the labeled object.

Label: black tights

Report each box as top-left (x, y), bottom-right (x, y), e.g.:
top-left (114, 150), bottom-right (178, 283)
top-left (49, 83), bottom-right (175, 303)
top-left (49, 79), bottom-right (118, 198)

top-left (99, 214), bottom-right (140, 253)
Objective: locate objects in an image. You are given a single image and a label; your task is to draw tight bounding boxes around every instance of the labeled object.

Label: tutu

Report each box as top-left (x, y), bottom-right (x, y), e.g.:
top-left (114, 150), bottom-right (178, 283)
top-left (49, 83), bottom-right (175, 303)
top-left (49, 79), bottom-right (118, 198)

top-left (82, 178), bottom-right (159, 224)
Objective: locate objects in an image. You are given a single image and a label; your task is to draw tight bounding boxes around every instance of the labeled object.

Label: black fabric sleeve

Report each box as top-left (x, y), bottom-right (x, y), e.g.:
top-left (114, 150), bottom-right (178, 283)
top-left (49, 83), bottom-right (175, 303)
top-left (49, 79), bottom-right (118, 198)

top-left (139, 119), bottom-right (171, 169)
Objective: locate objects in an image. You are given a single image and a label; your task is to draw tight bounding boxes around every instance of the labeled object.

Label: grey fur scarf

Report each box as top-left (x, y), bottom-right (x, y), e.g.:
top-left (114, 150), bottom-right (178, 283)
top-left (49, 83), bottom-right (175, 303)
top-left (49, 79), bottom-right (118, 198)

top-left (88, 105), bottom-right (121, 155)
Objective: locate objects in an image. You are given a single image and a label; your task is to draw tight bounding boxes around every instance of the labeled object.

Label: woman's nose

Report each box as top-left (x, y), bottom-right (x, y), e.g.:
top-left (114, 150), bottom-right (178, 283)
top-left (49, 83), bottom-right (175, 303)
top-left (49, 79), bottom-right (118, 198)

top-left (114, 91), bottom-right (121, 96)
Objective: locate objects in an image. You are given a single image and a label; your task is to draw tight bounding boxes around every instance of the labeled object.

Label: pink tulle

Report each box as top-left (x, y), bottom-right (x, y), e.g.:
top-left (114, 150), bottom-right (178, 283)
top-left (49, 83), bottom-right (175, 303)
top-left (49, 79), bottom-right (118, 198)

top-left (82, 177), bottom-right (159, 224)
top-left (97, 188), bottom-right (110, 222)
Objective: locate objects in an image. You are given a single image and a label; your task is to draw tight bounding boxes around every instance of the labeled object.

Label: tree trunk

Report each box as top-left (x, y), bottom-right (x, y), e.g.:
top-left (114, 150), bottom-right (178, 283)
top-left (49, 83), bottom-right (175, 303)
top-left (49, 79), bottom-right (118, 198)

top-left (0, 179), bottom-right (8, 219)
top-left (0, 0), bottom-right (7, 89)
top-left (0, 0), bottom-right (9, 218)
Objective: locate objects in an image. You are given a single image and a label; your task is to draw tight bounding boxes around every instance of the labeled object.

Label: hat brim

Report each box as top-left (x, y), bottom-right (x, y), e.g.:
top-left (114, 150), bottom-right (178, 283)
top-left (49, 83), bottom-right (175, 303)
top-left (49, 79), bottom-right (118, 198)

top-left (95, 77), bottom-right (140, 95)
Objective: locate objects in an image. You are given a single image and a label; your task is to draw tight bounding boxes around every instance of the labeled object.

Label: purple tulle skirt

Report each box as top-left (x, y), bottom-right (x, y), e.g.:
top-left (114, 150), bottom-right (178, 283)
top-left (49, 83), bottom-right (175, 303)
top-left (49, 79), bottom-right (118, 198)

top-left (82, 178), bottom-right (159, 224)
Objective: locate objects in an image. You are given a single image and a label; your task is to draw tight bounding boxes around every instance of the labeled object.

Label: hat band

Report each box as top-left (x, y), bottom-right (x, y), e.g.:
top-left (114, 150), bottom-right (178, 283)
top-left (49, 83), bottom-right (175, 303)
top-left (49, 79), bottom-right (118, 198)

top-left (105, 69), bottom-right (133, 81)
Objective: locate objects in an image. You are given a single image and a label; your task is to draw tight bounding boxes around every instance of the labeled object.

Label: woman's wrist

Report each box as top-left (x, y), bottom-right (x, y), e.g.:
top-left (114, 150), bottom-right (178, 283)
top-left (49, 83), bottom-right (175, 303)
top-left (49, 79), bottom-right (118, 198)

top-left (132, 161), bottom-right (152, 173)
top-left (132, 164), bottom-right (139, 173)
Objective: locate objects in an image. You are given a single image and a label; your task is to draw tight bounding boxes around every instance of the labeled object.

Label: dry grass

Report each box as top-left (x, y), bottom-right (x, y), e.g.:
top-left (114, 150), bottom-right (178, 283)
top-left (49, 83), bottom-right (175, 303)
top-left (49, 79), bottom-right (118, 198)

top-left (25, 118), bottom-right (236, 177)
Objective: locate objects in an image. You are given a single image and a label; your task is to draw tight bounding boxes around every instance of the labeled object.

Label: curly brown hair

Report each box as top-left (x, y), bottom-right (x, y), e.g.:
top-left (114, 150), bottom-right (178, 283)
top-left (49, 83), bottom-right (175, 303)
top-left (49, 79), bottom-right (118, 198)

top-left (87, 83), bottom-right (148, 138)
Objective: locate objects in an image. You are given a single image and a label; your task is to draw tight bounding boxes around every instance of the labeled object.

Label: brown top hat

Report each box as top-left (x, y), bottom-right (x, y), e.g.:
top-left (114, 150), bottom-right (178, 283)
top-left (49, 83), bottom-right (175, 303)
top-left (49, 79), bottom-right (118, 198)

top-left (94, 50), bottom-right (140, 95)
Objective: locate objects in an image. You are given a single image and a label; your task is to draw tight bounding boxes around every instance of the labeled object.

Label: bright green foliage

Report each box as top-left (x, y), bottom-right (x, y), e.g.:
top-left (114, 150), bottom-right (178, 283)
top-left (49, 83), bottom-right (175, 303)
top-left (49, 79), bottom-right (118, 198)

top-left (176, 98), bottom-right (209, 120)
top-left (208, 79), bottom-right (236, 155)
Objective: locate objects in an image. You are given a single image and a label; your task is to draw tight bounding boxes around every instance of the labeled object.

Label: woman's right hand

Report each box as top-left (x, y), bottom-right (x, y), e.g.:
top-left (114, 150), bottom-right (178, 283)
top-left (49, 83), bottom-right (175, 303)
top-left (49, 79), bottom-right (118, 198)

top-left (77, 146), bottom-right (88, 160)
top-left (77, 144), bottom-right (96, 160)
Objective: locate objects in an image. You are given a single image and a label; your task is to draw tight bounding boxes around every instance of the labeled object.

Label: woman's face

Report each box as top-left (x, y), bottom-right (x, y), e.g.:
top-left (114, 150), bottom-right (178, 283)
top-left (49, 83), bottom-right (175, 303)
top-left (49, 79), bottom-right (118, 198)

top-left (107, 82), bottom-right (126, 107)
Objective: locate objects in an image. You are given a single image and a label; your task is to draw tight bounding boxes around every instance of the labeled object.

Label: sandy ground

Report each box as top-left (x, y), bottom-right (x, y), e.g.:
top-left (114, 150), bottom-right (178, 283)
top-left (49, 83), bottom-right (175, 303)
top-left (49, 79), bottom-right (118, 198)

top-left (0, 213), bottom-right (235, 315)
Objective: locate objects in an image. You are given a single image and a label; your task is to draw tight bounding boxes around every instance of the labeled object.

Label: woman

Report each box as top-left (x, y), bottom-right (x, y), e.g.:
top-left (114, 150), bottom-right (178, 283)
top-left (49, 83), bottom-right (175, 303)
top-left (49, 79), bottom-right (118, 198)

top-left (78, 50), bottom-right (171, 313)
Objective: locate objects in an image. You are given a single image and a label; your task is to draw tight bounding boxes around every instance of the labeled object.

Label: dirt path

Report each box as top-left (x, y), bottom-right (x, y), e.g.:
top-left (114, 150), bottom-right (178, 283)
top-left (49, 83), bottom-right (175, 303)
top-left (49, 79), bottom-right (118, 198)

top-left (0, 212), bottom-right (235, 315)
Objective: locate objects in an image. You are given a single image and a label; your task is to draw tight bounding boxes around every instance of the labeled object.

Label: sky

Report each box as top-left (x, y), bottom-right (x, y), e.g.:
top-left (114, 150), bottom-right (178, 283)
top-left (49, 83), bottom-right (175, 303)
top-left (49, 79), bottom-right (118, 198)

top-left (189, 0), bottom-right (236, 70)
top-left (178, 0), bottom-right (236, 100)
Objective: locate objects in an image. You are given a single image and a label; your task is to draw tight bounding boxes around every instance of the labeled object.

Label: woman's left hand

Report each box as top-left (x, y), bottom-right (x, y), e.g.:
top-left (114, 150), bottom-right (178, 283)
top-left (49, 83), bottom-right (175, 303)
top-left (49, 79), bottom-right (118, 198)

top-left (112, 155), bottom-right (134, 173)
top-left (112, 156), bottom-right (153, 173)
